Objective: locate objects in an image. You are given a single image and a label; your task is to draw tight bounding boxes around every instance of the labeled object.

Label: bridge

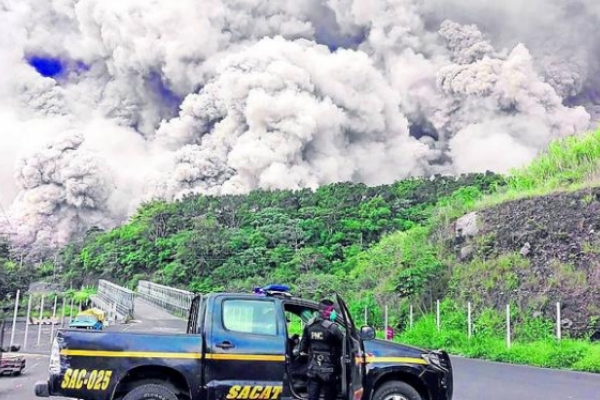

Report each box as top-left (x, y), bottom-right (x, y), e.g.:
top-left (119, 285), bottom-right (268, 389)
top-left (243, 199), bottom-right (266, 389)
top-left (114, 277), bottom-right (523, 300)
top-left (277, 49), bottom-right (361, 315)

top-left (88, 279), bottom-right (191, 332)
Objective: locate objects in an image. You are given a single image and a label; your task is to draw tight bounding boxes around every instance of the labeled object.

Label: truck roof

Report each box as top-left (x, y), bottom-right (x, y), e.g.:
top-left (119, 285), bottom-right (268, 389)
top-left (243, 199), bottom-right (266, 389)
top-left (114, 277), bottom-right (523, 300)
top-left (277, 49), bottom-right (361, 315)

top-left (204, 291), bottom-right (321, 308)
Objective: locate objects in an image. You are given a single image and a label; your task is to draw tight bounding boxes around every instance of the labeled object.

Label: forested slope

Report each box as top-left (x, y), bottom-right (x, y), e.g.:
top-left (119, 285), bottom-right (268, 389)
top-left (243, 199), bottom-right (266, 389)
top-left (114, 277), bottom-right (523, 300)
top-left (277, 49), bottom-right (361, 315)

top-left (58, 174), bottom-right (503, 295)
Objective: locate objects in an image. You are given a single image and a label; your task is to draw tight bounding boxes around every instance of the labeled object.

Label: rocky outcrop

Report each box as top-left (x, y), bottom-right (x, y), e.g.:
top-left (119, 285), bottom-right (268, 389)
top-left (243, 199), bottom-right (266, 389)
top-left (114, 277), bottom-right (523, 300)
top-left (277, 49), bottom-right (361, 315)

top-left (455, 212), bottom-right (480, 238)
top-left (448, 188), bottom-right (600, 338)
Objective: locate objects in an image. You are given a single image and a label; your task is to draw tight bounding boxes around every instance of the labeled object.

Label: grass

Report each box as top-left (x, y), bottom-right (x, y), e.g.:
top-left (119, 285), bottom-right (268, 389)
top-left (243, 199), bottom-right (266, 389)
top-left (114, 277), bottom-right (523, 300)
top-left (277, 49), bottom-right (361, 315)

top-left (393, 304), bottom-right (600, 373)
top-left (432, 129), bottom-right (600, 224)
top-left (482, 129), bottom-right (600, 205)
top-left (508, 130), bottom-right (600, 191)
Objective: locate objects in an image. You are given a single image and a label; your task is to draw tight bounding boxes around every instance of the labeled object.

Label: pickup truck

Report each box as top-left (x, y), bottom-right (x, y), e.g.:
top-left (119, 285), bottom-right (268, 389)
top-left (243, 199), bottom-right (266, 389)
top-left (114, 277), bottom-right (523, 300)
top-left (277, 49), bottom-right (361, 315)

top-left (35, 288), bottom-right (453, 400)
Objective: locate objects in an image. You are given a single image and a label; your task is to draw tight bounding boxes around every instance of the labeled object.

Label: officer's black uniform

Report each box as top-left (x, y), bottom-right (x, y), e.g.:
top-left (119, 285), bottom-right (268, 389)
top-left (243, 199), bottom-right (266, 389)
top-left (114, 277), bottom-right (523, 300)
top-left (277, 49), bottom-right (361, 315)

top-left (299, 302), bottom-right (344, 400)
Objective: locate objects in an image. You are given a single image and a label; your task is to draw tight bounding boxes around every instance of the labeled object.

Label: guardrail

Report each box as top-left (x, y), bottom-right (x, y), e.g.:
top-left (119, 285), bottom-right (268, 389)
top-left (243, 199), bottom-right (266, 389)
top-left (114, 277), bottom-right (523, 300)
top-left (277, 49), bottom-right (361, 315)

top-left (97, 279), bottom-right (135, 320)
top-left (137, 280), bottom-right (193, 318)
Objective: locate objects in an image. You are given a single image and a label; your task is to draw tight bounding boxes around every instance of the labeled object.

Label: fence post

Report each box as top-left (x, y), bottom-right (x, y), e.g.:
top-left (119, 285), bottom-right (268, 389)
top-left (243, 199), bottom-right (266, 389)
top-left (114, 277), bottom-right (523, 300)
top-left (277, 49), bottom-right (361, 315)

top-left (60, 297), bottom-right (66, 328)
top-left (50, 295), bottom-right (58, 344)
top-left (409, 305), bottom-right (413, 329)
top-left (23, 295), bottom-right (32, 350)
top-left (37, 295), bottom-right (45, 346)
top-left (436, 300), bottom-right (441, 332)
top-left (384, 305), bottom-right (389, 340)
top-left (556, 302), bottom-right (562, 340)
top-left (506, 304), bottom-right (511, 348)
top-left (9, 289), bottom-right (20, 348)
top-left (467, 302), bottom-right (472, 340)
top-left (69, 297), bottom-right (74, 322)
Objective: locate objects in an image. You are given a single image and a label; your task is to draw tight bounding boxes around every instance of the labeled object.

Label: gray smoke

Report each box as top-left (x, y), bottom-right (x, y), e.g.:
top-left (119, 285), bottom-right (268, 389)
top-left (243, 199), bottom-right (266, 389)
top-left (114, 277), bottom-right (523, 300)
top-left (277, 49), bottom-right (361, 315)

top-left (150, 37), bottom-right (431, 198)
top-left (0, 0), bottom-right (598, 250)
top-left (6, 132), bottom-right (110, 250)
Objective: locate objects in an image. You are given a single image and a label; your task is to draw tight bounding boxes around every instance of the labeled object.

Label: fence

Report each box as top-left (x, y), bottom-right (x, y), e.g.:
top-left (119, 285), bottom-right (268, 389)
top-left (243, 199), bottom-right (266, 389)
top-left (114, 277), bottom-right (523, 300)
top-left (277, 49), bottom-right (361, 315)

top-left (137, 280), bottom-right (194, 318)
top-left (0, 289), bottom-right (104, 353)
top-left (366, 299), bottom-right (569, 347)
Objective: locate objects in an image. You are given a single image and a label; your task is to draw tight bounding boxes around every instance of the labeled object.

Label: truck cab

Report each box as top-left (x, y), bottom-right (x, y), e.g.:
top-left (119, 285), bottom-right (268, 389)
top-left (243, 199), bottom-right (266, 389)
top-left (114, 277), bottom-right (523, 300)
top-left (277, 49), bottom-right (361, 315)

top-left (191, 290), bottom-right (366, 400)
top-left (36, 287), bottom-right (453, 400)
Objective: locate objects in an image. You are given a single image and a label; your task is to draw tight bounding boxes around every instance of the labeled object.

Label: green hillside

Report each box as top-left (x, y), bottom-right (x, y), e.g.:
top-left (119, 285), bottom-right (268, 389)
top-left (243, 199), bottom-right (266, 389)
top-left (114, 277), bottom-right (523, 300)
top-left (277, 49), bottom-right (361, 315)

top-left (58, 174), bottom-right (503, 295)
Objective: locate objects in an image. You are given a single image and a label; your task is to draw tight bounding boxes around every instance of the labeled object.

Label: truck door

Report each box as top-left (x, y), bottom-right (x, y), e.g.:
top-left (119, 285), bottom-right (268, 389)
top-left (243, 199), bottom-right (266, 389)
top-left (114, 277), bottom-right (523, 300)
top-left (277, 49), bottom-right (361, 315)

top-left (205, 295), bottom-right (287, 400)
top-left (335, 294), bottom-right (365, 400)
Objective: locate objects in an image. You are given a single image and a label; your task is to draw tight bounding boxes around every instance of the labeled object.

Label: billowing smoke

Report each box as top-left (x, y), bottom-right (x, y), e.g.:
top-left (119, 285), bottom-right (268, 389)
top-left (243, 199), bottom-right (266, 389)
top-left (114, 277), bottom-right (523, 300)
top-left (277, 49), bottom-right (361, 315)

top-left (0, 0), bottom-right (598, 251)
top-left (151, 37), bottom-right (431, 198)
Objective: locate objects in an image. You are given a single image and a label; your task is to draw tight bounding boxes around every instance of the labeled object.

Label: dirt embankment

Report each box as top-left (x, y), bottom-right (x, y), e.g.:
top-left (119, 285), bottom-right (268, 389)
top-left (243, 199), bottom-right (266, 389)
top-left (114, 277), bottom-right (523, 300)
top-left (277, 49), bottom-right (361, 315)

top-left (448, 188), bottom-right (600, 338)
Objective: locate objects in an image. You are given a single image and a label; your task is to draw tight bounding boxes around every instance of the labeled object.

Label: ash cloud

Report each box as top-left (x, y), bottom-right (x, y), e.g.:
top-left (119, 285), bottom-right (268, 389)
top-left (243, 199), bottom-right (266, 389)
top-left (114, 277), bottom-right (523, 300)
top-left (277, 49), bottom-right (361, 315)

top-left (6, 132), bottom-right (111, 251)
top-left (0, 0), bottom-right (598, 250)
top-left (152, 37), bottom-right (431, 198)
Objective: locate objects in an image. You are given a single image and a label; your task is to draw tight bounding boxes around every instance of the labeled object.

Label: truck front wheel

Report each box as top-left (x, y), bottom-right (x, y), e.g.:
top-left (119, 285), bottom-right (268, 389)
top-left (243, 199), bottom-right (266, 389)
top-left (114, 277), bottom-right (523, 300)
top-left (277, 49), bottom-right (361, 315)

top-left (122, 383), bottom-right (179, 400)
top-left (373, 381), bottom-right (422, 400)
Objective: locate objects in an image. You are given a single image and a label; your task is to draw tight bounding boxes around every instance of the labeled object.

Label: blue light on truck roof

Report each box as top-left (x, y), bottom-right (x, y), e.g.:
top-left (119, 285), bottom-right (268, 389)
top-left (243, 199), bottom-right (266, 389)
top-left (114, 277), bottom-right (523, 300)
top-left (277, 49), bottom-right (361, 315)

top-left (264, 284), bottom-right (290, 292)
top-left (253, 284), bottom-right (291, 295)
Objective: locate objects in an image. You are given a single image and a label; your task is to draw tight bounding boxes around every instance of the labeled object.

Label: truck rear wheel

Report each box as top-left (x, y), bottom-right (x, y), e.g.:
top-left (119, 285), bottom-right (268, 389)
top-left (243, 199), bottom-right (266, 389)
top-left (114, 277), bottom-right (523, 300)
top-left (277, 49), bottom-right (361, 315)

top-left (373, 381), bottom-right (422, 400)
top-left (122, 383), bottom-right (179, 400)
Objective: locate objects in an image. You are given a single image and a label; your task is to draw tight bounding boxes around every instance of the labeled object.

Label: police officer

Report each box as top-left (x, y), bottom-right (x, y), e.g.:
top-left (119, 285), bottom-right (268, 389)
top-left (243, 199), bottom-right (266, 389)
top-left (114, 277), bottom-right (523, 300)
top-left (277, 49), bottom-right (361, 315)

top-left (299, 299), bottom-right (344, 400)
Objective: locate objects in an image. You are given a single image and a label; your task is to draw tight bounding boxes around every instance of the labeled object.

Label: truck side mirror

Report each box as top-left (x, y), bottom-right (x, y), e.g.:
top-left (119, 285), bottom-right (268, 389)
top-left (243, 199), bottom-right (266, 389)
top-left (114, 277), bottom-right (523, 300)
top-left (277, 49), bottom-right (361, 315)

top-left (359, 325), bottom-right (376, 341)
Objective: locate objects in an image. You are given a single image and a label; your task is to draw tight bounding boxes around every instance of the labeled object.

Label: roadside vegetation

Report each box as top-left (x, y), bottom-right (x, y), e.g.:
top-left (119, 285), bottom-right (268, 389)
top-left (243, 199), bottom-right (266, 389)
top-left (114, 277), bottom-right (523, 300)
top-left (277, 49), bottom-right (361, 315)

top-left (397, 300), bottom-right (600, 373)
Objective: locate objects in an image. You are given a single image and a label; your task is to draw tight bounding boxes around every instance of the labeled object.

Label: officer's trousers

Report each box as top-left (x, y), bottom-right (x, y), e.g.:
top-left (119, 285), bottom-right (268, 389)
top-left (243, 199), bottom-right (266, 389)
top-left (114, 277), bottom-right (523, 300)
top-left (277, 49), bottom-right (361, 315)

top-left (307, 375), bottom-right (337, 400)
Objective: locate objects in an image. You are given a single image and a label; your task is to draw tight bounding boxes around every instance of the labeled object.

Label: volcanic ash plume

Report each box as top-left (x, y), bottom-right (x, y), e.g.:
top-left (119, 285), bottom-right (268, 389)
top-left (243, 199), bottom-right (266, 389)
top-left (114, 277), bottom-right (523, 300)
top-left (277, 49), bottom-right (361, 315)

top-left (4, 133), bottom-right (112, 252)
top-left (152, 37), bottom-right (431, 199)
top-left (434, 21), bottom-right (591, 173)
top-left (0, 0), bottom-right (598, 250)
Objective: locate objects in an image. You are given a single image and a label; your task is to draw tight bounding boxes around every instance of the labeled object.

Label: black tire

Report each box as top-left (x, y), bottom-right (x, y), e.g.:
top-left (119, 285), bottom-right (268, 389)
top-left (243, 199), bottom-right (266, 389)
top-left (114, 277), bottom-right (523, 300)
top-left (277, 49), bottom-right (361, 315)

top-left (122, 383), bottom-right (179, 400)
top-left (373, 381), bottom-right (422, 400)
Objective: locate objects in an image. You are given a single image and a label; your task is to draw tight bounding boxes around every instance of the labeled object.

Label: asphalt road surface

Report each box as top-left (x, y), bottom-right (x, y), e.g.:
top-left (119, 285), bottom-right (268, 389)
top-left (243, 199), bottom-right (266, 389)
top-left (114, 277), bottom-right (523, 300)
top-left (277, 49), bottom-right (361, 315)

top-left (2, 299), bottom-right (598, 400)
top-left (0, 353), bottom-right (69, 400)
top-left (451, 356), bottom-right (599, 400)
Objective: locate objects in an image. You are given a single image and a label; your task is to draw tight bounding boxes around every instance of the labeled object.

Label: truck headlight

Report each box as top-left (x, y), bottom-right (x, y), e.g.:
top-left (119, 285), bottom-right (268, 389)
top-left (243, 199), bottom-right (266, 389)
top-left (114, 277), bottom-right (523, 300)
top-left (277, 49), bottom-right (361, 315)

top-left (49, 339), bottom-right (60, 374)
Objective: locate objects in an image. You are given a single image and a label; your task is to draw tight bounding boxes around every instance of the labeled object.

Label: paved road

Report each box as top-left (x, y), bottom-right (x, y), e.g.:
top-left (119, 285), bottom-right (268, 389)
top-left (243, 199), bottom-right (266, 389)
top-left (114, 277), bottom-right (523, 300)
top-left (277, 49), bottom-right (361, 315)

top-left (451, 356), bottom-right (599, 400)
top-left (0, 353), bottom-right (71, 400)
top-left (128, 298), bottom-right (187, 333)
top-left (3, 298), bottom-right (599, 400)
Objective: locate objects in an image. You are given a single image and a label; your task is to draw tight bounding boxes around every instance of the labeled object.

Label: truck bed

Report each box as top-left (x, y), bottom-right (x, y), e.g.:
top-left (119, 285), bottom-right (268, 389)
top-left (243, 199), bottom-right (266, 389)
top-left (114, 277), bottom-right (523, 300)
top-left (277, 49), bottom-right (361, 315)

top-left (49, 329), bottom-right (204, 400)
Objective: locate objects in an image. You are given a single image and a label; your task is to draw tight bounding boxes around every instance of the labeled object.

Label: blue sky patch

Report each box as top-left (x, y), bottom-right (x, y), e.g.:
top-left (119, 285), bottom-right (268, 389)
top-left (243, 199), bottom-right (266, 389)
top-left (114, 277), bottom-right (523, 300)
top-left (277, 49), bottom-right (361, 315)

top-left (27, 56), bottom-right (65, 78)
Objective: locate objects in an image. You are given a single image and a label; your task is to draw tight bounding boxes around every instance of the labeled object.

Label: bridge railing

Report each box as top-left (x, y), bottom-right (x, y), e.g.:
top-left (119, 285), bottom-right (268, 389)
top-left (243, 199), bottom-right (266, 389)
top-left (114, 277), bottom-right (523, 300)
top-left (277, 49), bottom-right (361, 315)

top-left (93, 279), bottom-right (135, 321)
top-left (137, 280), bottom-right (194, 318)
